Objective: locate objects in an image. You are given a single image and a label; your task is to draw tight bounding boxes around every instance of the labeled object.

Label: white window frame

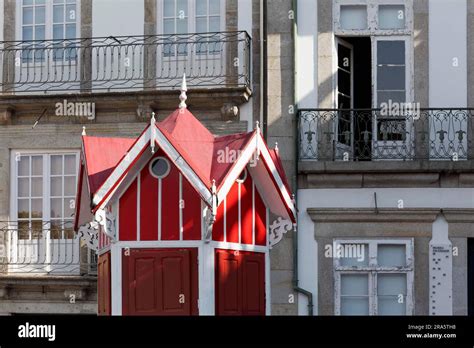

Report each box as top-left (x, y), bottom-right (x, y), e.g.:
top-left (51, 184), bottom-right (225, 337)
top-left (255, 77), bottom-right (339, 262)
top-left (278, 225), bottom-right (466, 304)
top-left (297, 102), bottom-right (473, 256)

top-left (15, 0), bottom-right (81, 64)
top-left (334, 238), bottom-right (414, 315)
top-left (334, 0), bottom-right (413, 36)
top-left (157, 0), bottom-right (226, 35)
top-left (10, 150), bottom-right (80, 236)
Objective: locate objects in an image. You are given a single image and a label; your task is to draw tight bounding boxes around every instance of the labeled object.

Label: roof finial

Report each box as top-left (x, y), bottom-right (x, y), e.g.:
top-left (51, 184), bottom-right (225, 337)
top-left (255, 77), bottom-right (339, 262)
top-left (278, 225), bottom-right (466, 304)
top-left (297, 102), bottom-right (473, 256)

top-left (179, 74), bottom-right (188, 109)
top-left (150, 112), bottom-right (156, 154)
top-left (82, 126), bottom-right (86, 136)
top-left (275, 142), bottom-right (279, 153)
top-left (255, 120), bottom-right (260, 130)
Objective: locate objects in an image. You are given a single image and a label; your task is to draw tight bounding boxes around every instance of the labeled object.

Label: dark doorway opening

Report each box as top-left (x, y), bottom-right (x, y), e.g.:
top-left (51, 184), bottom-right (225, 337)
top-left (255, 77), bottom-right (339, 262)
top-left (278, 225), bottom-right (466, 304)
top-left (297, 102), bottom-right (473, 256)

top-left (337, 36), bottom-right (372, 160)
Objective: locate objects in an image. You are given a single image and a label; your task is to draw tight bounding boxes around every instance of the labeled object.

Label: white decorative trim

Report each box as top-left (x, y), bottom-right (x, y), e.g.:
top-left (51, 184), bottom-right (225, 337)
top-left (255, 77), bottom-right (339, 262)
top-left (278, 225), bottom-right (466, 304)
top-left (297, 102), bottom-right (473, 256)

top-left (268, 217), bottom-right (293, 249)
top-left (77, 221), bottom-right (99, 251)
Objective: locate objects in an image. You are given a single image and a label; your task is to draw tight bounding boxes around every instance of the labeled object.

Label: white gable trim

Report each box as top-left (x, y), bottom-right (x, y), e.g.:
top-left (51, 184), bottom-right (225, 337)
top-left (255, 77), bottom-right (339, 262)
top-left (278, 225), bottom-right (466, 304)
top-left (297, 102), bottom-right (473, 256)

top-left (91, 124), bottom-right (213, 212)
top-left (216, 132), bottom-right (296, 222)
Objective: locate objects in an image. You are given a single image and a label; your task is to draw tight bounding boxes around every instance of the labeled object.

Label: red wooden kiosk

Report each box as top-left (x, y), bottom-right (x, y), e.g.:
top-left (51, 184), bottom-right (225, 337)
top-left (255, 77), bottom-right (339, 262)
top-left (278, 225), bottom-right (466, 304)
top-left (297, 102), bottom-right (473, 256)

top-left (74, 76), bottom-right (296, 315)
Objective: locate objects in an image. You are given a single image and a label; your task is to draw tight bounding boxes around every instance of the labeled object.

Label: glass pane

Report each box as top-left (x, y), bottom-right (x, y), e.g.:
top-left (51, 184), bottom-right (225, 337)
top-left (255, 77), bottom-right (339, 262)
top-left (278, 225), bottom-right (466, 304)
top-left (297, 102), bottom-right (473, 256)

top-left (378, 274), bottom-right (406, 295)
top-left (378, 274), bottom-right (407, 315)
top-left (196, 0), bottom-right (207, 16)
top-left (379, 5), bottom-right (405, 29)
top-left (210, 0), bottom-right (220, 15)
top-left (64, 221), bottom-right (74, 239)
top-left (31, 177), bottom-right (43, 197)
top-left (24, 0), bottom-right (34, 5)
top-left (377, 91), bottom-right (406, 106)
top-left (196, 17), bottom-right (206, 33)
top-left (164, 0), bottom-right (174, 17)
top-left (341, 274), bottom-right (368, 295)
top-left (35, 25), bottom-right (45, 40)
top-left (18, 178), bottom-right (29, 197)
top-left (338, 70), bottom-right (351, 96)
top-left (64, 176), bottom-right (75, 196)
top-left (31, 220), bottom-right (43, 239)
top-left (18, 221), bottom-right (30, 239)
top-left (341, 297), bottom-right (369, 315)
top-left (53, 5), bottom-right (64, 23)
top-left (177, 17), bottom-right (188, 34)
top-left (164, 18), bottom-right (174, 34)
top-left (51, 177), bottom-right (62, 196)
top-left (31, 198), bottom-right (42, 218)
top-left (66, 24), bottom-right (75, 39)
top-left (339, 244), bottom-right (369, 267)
top-left (53, 24), bottom-right (64, 40)
top-left (35, 0), bottom-right (45, 4)
top-left (377, 66), bottom-right (405, 90)
top-left (340, 5), bottom-right (367, 30)
top-left (64, 154), bottom-right (76, 174)
top-left (177, 0), bottom-right (187, 15)
top-left (64, 198), bottom-right (74, 218)
top-left (51, 198), bottom-right (62, 218)
top-left (66, 4), bottom-right (76, 22)
top-left (377, 41), bottom-right (405, 65)
top-left (18, 156), bottom-right (30, 176)
top-left (23, 7), bottom-right (34, 25)
top-left (31, 156), bottom-right (42, 175)
top-left (51, 155), bottom-right (63, 175)
top-left (35, 6), bottom-right (46, 24)
top-left (378, 245), bottom-right (406, 267)
top-left (209, 16), bottom-right (220, 32)
top-left (23, 26), bottom-right (34, 41)
top-left (51, 220), bottom-right (62, 239)
top-left (18, 199), bottom-right (30, 218)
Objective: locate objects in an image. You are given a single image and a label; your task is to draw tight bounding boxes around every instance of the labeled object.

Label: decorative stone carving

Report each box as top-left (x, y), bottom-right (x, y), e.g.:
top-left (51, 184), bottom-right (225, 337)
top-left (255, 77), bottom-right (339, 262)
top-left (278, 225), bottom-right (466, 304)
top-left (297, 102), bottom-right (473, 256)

top-left (220, 103), bottom-right (239, 120)
top-left (269, 217), bottom-right (293, 249)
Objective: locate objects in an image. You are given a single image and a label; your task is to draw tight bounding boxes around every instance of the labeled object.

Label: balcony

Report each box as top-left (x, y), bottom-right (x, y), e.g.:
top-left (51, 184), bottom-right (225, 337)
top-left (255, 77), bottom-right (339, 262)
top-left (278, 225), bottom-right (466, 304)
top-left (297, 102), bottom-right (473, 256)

top-left (299, 109), bottom-right (474, 163)
top-left (0, 221), bottom-right (96, 275)
top-left (0, 31), bottom-right (251, 95)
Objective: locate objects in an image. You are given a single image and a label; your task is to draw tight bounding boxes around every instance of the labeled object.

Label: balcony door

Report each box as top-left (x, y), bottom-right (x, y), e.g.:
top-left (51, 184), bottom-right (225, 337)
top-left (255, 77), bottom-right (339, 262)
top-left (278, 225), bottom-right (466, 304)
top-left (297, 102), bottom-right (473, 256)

top-left (156, 0), bottom-right (225, 89)
top-left (15, 0), bottom-right (80, 94)
top-left (372, 37), bottom-right (414, 160)
top-left (336, 38), bottom-right (354, 160)
top-left (9, 152), bottom-right (80, 274)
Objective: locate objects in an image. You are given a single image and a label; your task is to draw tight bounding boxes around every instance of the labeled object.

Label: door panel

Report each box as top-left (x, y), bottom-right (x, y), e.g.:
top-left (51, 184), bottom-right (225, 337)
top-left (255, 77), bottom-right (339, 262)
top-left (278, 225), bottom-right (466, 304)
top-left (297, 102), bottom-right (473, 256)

top-left (215, 249), bottom-right (265, 316)
top-left (122, 248), bottom-right (198, 315)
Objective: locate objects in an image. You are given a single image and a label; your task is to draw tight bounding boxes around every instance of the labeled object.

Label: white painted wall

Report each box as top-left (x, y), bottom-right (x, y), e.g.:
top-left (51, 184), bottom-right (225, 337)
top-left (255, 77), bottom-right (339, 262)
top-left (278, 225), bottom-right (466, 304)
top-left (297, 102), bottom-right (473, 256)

top-left (429, 0), bottom-right (467, 107)
top-left (296, 0), bottom-right (318, 108)
top-left (296, 0), bottom-right (318, 315)
top-left (297, 187), bottom-right (474, 315)
top-left (238, 0), bottom-right (253, 131)
top-left (92, 0), bottom-right (144, 37)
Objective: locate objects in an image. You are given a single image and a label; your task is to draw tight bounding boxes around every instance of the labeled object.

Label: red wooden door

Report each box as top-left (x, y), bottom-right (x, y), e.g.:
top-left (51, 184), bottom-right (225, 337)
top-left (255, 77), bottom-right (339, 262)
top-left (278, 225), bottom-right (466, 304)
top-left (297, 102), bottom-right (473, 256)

top-left (215, 249), bottom-right (265, 316)
top-left (98, 252), bottom-right (111, 315)
top-left (122, 248), bottom-right (198, 315)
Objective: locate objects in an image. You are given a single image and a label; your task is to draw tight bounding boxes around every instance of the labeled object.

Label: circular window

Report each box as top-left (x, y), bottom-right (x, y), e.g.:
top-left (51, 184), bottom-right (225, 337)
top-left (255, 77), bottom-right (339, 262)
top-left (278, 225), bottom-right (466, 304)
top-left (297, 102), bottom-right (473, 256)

top-left (237, 168), bottom-right (247, 182)
top-left (149, 157), bottom-right (170, 179)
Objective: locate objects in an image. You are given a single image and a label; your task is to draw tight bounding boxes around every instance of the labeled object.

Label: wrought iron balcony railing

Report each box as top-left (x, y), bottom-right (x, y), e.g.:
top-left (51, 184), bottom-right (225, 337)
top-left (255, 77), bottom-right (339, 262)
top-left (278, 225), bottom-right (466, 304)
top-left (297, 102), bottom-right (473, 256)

top-left (0, 31), bottom-right (251, 94)
top-left (0, 221), bottom-right (97, 275)
top-left (298, 109), bottom-right (474, 161)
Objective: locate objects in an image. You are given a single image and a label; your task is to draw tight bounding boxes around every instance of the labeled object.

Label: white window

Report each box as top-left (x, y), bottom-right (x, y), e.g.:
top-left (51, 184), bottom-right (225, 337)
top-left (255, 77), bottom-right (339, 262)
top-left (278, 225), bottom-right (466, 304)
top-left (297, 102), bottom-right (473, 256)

top-left (159, 0), bottom-right (224, 56)
top-left (335, 0), bottom-right (412, 34)
top-left (334, 239), bottom-right (414, 315)
top-left (12, 152), bottom-right (79, 240)
top-left (18, 0), bottom-right (79, 63)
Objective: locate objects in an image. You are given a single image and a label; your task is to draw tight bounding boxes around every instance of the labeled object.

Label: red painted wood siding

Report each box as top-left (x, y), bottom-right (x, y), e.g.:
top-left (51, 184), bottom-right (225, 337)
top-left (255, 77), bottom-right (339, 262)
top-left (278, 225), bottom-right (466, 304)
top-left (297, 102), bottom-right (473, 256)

top-left (118, 149), bottom-right (202, 241)
top-left (119, 179), bottom-right (137, 241)
top-left (98, 252), bottom-right (111, 316)
top-left (122, 248), bottom-right (198, 315)
top-left (212, 172), bottom-right (267, 246)
top-left (215, 249), bottom-right (265, 316)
